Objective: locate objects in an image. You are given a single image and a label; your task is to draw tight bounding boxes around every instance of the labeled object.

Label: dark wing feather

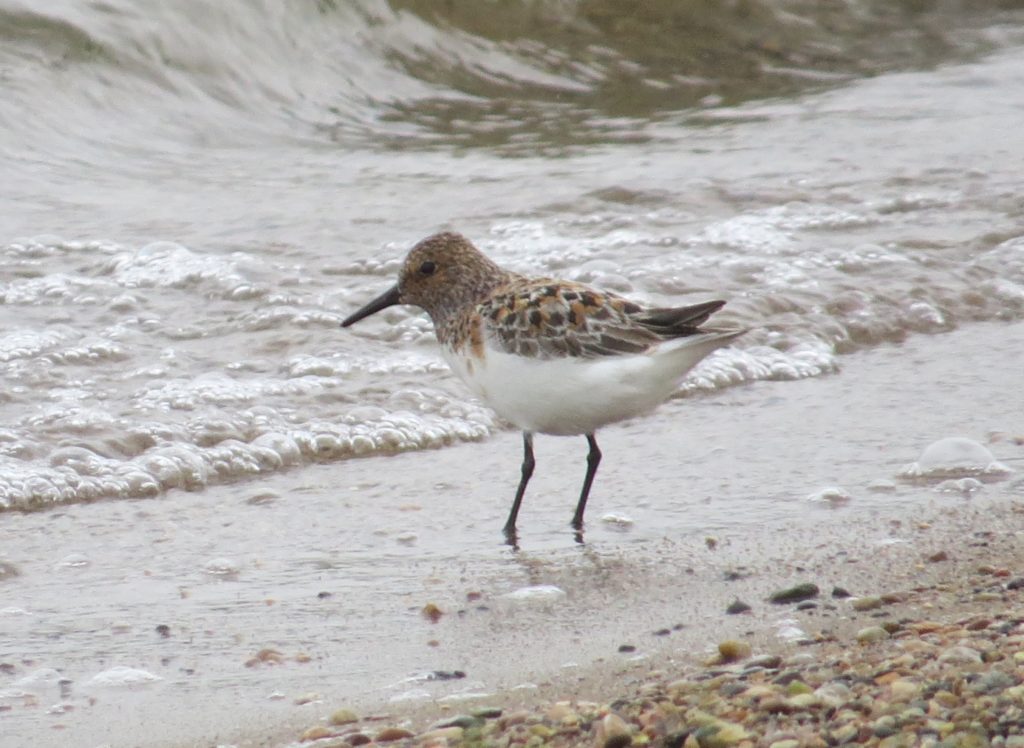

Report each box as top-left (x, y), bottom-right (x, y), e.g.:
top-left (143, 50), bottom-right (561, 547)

top-left (633, 300), bottom-right (727, 336)
top-left (481, 281), bottom-right (727, 360)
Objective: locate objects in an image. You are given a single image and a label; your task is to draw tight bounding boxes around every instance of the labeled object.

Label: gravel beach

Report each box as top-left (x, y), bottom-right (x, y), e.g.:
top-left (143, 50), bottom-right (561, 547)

top-left (281, 500), bottom-right (1024, 748)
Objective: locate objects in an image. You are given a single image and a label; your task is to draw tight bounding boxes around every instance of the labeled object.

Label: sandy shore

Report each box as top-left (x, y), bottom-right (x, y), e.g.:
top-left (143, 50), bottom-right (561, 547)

top-left (265, 496), bottom-right (1024, 748)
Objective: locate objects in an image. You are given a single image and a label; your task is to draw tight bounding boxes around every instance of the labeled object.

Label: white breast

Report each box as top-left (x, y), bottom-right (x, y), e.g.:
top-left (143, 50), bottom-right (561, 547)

top-left (441, 331), bottom-right (740, 436)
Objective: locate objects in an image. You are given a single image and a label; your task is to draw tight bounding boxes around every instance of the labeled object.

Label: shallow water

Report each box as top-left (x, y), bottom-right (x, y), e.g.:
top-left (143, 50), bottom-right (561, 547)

top-left (4, 40), bottom-right (1024, 511)
top-left (2, 2), bottom-right (1024, 746)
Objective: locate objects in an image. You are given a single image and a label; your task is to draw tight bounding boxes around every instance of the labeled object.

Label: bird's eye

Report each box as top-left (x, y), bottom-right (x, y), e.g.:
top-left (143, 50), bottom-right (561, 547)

top-left (419, 261), bottom-right (437, 276)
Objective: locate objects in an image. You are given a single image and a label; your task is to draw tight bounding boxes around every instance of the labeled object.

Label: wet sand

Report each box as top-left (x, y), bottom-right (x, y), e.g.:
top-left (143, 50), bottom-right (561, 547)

top-left (275, 500), bottom-right (1024, 747)
top-left (1, 319), bottom-right (1020, 747)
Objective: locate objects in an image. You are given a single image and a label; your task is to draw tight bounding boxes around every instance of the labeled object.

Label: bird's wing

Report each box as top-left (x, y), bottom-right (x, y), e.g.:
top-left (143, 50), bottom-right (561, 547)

top-left (479, 281), bottom-right (726, 360)
top-left (631, 299), bottom-right (726, 335)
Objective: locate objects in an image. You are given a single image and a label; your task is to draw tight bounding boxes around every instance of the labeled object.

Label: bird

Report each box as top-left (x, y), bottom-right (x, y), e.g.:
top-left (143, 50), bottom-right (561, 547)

top-left (341, 231), bottom-right (744, 542)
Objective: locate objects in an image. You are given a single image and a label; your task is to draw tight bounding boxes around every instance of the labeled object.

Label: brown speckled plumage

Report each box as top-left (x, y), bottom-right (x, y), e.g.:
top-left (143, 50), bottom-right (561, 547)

top-left (392, 232), bottom-right (725, 361)
top-left (394, 232), bottom-right (520, 343)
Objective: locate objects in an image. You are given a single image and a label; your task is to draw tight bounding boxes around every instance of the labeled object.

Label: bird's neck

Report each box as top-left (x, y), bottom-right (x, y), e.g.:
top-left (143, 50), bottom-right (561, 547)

top-left (432, 268), bottom-right (521, 336)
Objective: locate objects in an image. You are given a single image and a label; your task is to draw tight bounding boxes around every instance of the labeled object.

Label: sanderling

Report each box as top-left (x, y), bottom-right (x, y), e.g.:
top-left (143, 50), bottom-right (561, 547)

top-left (342, 232), bottom-right (744, 542)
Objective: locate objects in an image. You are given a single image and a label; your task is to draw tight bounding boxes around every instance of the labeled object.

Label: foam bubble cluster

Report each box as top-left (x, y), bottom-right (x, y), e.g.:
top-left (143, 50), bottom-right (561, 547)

top-left (681, 340), bottom-right (837, 394)
top-left (108, 241), bottom-right (268, 299)
top-left (0, 397), bottom-right (496, 511)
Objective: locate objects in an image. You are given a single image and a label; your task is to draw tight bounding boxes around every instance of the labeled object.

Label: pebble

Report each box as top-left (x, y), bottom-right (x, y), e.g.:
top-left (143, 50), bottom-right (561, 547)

top-left (530, 724), bottom-right (555, 738)
top-left (545, 702), bottom-right (575, 723)
top-left (375, 727), bottom-right (415, 742)
top-left (245, 648), bottom-right (284, 667)
top-left (428, 670), bottom-right (465, 681)
top-left (717, 640), bottom-right (752, 663)
top-left (595, 712), bottom-right (632, 748)
top-left (856, 626), bottom-right (890, 644)
top-left (471, 706), bottom-right (502, 719)
top-left (421, 603), bottom-right (443, 623)
top-left (889, 679), bottom-right (920, 702)
top-left (726, 599), bottom-right (752, 615)
top-left (499, 709), bottom-right (531, 727)
top-left (786, 681), bottom-right (812, 696)
top-left (814, 681), bottom-right (851, 707)
top-left (693, 719), bottom-right (749, 747)
top-left (748, 654), bottom-right (783, 669)
top-left (971, 670), bottom-right (1015, 693)
top-left (832, 723), bottom-right (859, 743)
top-left (787, 693), bottom-right (819, 710)
top-left (429, 714), bottom-right (481, 729)
top-left (417, 726), bottom-right (464, 743)
top-left (769, 583), bottom-right (820, 604)
top-left (851, 596), bottom-right (884, 611)
top-left (938, 645), bottom-right (983, 665)
top-left (300, 725), bottom-right (334, 741)
top-left (329, 708), bottom-right (359, 725)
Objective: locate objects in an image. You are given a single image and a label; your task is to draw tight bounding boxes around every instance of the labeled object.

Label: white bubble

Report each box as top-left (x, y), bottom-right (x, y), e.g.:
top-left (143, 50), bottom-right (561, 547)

top-left (901, 437), bottom-right (1012, 480)
top-left (498, 585), bottom-right (567, 606)
top-left (85, 666), bottom-right (162, 688)
top-left (600, 512), bottom-right (635, 526)
top-left (776, 620), bottom-right (809, 642)
top-left (57, 553), bottom-right (90, 568)
top-left (14, 668), bottom-right (62, 687)
top-left (806, 486), bottom-right (852, 505)
top-left (935, 477), bottom-right (984, 494)
top-left (202, 557), bottom-right (239, 576)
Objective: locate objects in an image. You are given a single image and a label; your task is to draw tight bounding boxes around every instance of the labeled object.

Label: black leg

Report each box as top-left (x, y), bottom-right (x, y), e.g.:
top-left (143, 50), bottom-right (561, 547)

top-left (571, 433), bottom-right (601, 530)
top-left (503, 432), bottom-right (534, 543)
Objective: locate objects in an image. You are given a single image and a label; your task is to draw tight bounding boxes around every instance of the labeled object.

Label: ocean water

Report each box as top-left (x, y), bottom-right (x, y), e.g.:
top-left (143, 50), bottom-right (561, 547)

top-left (2, 2), bottom-right (1024, 746)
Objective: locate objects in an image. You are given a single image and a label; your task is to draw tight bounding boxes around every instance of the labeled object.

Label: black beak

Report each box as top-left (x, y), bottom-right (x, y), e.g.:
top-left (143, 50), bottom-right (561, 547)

top-left (341, 285), bottom-right (402, 327)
